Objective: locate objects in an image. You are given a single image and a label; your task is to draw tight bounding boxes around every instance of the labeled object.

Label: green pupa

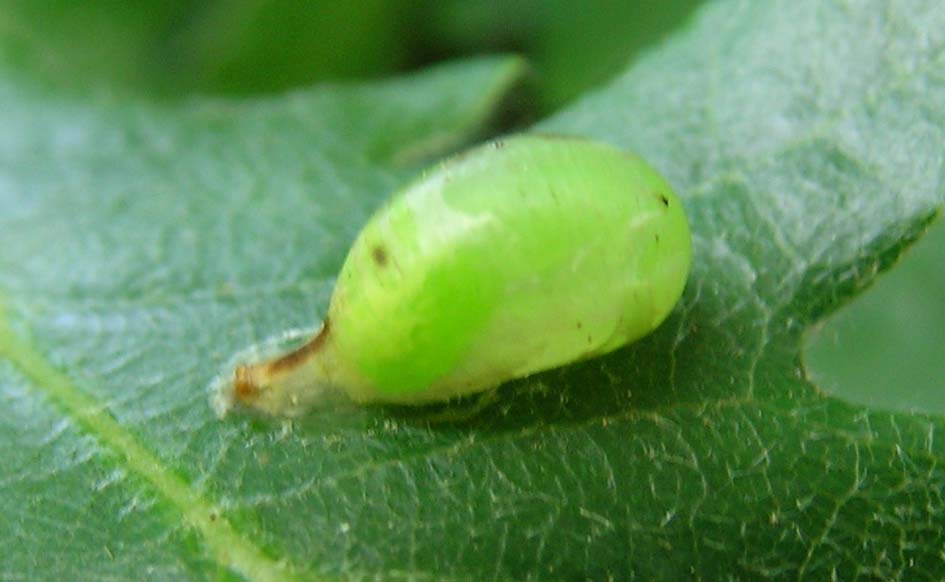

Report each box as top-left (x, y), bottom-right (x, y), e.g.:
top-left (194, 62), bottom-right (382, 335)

top-left (218, 135), bottom-right (691, 417)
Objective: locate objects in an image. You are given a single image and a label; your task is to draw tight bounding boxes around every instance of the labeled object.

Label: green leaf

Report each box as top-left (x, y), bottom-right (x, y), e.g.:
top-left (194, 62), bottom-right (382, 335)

top-left (0, 56), bottom-right (527, 582)
top-left (2, 3), bottom-right (944, 582)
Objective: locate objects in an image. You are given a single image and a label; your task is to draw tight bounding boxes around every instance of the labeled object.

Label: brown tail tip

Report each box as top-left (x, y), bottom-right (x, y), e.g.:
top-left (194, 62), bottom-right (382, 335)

top-left (233, 365), bottom-right (258, 402)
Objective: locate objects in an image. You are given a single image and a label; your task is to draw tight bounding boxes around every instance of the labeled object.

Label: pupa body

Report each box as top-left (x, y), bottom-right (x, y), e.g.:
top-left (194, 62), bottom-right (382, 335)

top-left (222, 135), bottom-right (691, 417)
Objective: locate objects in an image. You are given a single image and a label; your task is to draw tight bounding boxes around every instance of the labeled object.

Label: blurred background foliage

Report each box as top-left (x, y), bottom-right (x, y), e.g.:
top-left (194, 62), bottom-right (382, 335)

top-left (806, 218), bottom-right (945, 415)
top-left (1, 0), bottom-right (941, 414)
top-left (0, 0), bottom-right (701, 112)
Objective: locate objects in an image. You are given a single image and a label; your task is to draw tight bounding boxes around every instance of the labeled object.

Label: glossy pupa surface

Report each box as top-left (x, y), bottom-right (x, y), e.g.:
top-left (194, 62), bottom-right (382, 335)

top-left (219, 135), bottom-right (691, 417)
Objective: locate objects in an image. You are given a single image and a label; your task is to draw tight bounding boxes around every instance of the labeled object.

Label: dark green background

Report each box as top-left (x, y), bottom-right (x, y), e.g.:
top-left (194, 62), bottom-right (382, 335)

top-left (0, 0), bottom-right (703, 111)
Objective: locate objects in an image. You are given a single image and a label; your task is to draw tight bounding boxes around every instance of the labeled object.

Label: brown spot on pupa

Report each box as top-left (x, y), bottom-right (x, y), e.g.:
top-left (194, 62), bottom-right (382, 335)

top-left (576, 321), bottom-right (583, 329)
top-left (209, 512), bottom-right (218, 522)
top-left (266, 319), bottom-right (331, 374)
top-left (655, 233), bottom-right (661, 244)
top-left (659, 194), bottom-right (670, 207)
top-left (371, 245), bottom-right (388, 267)
top-left (587, 335), bottom-right (593, 344)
